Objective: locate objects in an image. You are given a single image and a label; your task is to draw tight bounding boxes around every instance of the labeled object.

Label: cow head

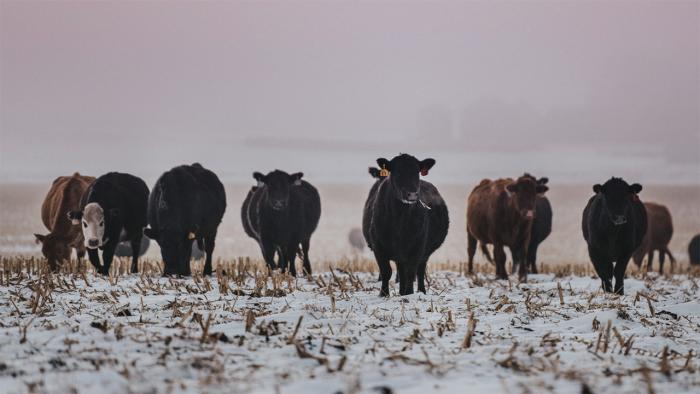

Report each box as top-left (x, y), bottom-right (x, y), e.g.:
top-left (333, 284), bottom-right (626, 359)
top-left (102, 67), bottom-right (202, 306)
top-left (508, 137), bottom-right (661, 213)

top-left (144, 227), bottom-right (193, 272)
top-left (253, 170), bottom-right (303, 211)
top-left (376, 154), bottom-right (435, 204)
top-left (522, 173), bottom-right (549, 194)
top-left (505, 176), bottom-right (549, 219)
top-left (592, 177), bottom-right (642, 226)
top-left (69, 202), bottom-right (118, 249)
top-left (34, 233), bottom-right (71, 269)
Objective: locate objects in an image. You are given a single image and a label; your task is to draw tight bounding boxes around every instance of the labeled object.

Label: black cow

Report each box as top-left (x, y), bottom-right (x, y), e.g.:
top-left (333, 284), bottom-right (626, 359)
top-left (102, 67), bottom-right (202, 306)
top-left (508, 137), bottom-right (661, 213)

top-left (689, 234), bottom-right (700, 265)
top-left (582, 177), bottom-right (646, 294)
top-left (68, 172), bottom-right (149, 275)
top-left (144, 163), bottom-right (226, 276)
top-left (364, 154), bottom-right (449, 296)
top-left (241, 170), bottom-right (321, 276)
top-left (516, 173), bottom-right (552, 274)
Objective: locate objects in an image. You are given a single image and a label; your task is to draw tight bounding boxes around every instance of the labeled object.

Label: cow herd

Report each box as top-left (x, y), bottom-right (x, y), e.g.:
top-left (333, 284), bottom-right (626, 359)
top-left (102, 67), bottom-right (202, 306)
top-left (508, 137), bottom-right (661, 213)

top-left (33, 154), bottom-right (698, 296)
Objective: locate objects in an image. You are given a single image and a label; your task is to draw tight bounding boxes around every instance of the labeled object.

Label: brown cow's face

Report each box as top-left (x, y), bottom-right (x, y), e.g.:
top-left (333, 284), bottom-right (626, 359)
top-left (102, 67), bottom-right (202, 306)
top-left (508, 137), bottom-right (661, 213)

top-left (506, 177), bottom-right (548, 219)
top-left (34, 233), bottom-right (70, 269)
top-left (377, 154), bottom-right (435, 205)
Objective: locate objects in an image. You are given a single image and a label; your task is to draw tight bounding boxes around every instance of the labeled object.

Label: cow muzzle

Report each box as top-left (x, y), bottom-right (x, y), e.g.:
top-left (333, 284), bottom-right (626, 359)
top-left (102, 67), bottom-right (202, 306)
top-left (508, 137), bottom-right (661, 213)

top-left (271, 200), bottom-right (287, 211)
top-left (612, 215), bottom-right (627, 226)
top-left (522, 209), bottom-right (535, 220)
top-left (87, 238), bottom-right (100, 249)
top-left (401, 191), bottom-right (419, 204)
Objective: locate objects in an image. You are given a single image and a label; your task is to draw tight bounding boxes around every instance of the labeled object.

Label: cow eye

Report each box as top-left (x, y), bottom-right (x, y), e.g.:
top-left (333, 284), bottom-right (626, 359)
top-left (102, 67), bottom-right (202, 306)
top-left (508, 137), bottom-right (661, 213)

top-left (82, 221), bottom-right (87, 228)
top-left (99, 221), bottom-right (104, 227)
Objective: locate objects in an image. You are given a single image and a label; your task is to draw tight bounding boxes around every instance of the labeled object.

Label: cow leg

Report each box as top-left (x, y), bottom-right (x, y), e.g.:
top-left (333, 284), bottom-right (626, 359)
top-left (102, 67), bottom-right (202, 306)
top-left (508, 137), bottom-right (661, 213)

top-left (664, 246), bottom-right (676, 274)
top-left (130, 237), bottom-right (141, 274)
top-left (375, 252), bottom-right (392, 297)
top-left (646, 249), bottom-right (654, 272)
top-left (467, 232), bottom-right (477, 275)
top-left (76, 246), bottom-right (86, 270)
top-left (657, 248), bottom-right (665, 275)
top-left (101, 243), bottom-right (116, 276)
top-left (417, 258), bottom-right (428, 294)
top-left (87, 248), bottom-right (101, 272)
top-left (510, 247), bottom-right (520, 275)
top-left (277, 246), bottom-right (288, 274)
top-left (517, 247), bottom-right (528, 282)
top-left (614, 257), bottom-right (631, 295)
top-left (527, 241), bottom-right (539, 274)
top-left (203, 235), bottom-right (216, 276)
top-left (301, 238), bottom-right (312, 275)
top-left (285, 246), bottom-right (297, 277)
top-left (400, 263), bottom-right (418, 296)
top-left (493, 244), bottom-right (508, 280)
top-left (261, 240), bottom-right (277, 271)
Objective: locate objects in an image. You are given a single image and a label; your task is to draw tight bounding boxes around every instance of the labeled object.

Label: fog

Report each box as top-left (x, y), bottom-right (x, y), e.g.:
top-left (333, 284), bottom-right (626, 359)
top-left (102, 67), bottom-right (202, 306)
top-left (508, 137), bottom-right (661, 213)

top-left (1, 1), bottom-right (698, 185)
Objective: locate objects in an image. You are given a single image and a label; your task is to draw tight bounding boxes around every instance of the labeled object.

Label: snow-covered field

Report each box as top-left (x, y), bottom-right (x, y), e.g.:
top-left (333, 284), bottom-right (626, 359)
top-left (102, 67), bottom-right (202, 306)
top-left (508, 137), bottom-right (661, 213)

top-left (1, 267), bottom-right (698, 394)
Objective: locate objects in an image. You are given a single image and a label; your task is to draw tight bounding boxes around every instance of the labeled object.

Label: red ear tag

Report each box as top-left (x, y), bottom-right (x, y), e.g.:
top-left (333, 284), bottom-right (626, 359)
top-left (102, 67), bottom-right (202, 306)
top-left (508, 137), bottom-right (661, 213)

top-left (420, 169), bottom-right (428, 176)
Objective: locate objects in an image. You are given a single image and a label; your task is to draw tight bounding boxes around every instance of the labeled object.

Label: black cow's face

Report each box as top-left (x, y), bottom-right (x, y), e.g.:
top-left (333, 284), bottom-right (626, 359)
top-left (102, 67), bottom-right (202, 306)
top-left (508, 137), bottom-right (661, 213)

top-left (522, 173), bottom-right (549, 194)
top-left (376, 154), bottom-right (435, 204)
top-left (593, 178), bottom-right (642, 226)
top-left (253, 170), bottom-right (303, 211)
top-left (144, 228), bottom-right (193, 272)
top-left (506, 176), bottom-right (548, 219)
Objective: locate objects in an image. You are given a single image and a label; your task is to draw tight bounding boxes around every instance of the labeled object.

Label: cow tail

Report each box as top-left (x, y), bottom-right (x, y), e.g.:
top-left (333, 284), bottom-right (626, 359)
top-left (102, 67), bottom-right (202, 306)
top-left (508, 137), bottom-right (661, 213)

top-left (480, 242), bottom-right (493, 263)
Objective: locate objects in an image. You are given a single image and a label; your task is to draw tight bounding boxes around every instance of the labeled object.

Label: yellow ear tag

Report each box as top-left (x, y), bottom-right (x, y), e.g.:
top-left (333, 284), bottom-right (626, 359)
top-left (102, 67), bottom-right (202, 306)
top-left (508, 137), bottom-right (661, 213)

top-left (379, 166), bottom-right (390, 177)
top-left (188, 232), bottom-right (196, 240)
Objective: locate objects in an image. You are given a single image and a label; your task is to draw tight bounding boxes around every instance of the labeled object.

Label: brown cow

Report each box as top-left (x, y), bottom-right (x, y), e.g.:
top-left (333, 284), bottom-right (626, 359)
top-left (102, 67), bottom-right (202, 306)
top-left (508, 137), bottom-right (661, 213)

top-left (633, 202), bottom-right (675, 273)
top-left (466, 176), bottom-right (548, 281)
top-left (34, 173), bottom-right (95, 271)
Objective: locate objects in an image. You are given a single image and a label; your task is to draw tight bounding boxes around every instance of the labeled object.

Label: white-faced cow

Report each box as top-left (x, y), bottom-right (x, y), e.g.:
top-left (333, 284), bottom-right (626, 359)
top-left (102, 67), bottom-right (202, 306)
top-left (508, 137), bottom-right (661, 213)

top-left (68, 172), bottom-right (149, 275)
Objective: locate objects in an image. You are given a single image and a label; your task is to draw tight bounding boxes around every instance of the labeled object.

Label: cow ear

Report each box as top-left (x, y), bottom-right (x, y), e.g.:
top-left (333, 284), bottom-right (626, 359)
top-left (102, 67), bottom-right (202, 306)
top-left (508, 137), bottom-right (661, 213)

top-left (538, 177), bottom-right (549, 185)
top-left (419, 158), bottom-right (436, 175)
top-left (593, 184), bottom-right (602, 193)
top-left (290, 172), bottom-right (304, 186)
top-left (109, 208), bottom-right (120, 217)
top-left (536, 185), bottom-right (549, 194)
top-left (67, 211), bottom-right (82, 225)
top-left (368, 167), bottom-right (381, 179)
top-left (376, 158), bottom-right (391, 171)
top-left (629, 183), bottom-right (642, 194)
top-left (506, 183), bottom-right (517, 194)
top-left (253, 172), bottom-right (266, 186)
top-left (143, 228), bottom-right (158, 239)
top-left (34, 233), bottom-right (46, 244)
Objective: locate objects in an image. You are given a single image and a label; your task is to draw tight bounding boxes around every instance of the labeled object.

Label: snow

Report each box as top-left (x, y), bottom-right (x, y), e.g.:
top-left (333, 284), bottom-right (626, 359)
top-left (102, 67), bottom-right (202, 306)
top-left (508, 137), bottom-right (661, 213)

top-left (0, 270), bottom-right (698, 394)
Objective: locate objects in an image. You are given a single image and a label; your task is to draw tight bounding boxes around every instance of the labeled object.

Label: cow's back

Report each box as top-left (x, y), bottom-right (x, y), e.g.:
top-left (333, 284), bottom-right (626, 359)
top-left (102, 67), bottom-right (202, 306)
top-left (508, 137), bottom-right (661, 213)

top-left (42, 173), bottom-right (94, 233)
top-left (467, 179), bottom-right (507, 242)
top-left (362, 179), bottom-right (384, 250)
top-left (532, 196), bottom-right (553, 243)
top-left (241, 187), bottom-right (259, 240)
top-left (421, 180), bottom-right (449, 255)
top-left (645, 202), bottom-right (673, 247)
top-left (296, 181), bottom-right (321, 236)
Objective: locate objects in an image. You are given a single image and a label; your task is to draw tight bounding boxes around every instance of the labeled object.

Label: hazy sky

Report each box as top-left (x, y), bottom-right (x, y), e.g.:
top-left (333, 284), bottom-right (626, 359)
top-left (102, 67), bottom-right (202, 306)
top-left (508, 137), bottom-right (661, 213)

top-left (1, 0), bottom-right (698, 184)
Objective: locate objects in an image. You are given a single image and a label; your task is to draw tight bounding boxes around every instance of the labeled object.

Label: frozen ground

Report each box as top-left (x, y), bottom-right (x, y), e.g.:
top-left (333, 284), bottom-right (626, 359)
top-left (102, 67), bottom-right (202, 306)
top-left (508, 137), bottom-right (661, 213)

top-left (0, 269), bottom-right (698, 394)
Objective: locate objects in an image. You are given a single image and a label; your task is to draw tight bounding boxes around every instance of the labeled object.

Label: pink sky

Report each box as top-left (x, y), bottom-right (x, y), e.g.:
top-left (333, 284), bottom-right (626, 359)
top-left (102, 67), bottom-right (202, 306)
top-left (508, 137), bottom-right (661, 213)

top-left (1, 1), bottom-right (698, 183)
